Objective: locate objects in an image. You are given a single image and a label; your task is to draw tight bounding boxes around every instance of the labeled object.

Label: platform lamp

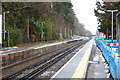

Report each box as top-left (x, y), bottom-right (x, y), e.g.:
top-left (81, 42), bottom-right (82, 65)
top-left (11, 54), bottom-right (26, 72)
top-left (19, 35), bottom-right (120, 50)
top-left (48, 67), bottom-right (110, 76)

top-left (106, 10), bottom-right (118, 40)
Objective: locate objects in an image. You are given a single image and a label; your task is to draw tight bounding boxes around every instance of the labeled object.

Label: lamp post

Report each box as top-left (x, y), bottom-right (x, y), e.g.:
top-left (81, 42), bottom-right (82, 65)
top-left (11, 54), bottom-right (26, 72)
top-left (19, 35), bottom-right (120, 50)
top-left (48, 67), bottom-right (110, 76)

top-left (3, 11), bottom-right (9, 40)
top-left (106, 10), bottom-right (118, 40)
top-left (0, 14), bottom-right (2, 49)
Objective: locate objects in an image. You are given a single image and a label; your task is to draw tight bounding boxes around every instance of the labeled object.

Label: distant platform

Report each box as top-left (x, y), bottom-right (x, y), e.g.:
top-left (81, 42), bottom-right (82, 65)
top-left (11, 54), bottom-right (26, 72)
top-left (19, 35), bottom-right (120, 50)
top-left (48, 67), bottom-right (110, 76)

top-left (0, 39), bottom-right (76, 55)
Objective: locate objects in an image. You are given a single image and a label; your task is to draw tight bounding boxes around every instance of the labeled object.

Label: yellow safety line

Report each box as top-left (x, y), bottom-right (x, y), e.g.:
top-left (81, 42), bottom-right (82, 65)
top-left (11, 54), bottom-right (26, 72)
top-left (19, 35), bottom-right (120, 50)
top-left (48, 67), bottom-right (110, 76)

top-left (72, 40), bottom-right (93, 79)
top-left (28, 46), bottom-right (40, 49)
top-left (28, 44), bottom-right (49, 49)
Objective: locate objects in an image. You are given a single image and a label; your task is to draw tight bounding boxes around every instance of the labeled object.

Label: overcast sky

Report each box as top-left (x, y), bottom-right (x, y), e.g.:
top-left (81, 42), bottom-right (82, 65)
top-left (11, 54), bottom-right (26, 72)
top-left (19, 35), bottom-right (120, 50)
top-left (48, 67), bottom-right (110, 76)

top-left (71, 0), bottom-right (100, 35)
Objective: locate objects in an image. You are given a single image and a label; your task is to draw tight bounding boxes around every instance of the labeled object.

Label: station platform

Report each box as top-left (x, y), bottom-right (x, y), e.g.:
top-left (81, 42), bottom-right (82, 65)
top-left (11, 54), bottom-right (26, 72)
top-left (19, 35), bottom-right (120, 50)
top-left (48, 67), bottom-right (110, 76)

top-left (0, 39), bottom-right (75, 55)
top-left (51, 39), bottom-right (93, 79)
top-left (86, 42), bottom-right (108, 79)
top-left (51, 39), bottom-right (108, 79)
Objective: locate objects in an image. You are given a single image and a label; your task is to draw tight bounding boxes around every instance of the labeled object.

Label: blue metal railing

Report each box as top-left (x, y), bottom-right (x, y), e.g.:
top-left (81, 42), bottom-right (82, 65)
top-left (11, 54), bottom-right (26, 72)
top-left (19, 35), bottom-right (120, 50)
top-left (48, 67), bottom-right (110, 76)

top-left (94, 38), bottom-right (120, 79)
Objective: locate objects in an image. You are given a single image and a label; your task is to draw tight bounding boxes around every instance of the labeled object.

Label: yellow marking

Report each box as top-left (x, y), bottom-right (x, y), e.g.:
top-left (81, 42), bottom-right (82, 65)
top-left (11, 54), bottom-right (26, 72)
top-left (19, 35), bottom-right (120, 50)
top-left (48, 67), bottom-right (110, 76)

top-left (28, 46), bottom-right (40, 49)
top-left (42, 44), bottom-right (48, 46)
top-left (72, 41), bottom-right (93, 78)
top-left (28, 44), bottom-right (50, 49)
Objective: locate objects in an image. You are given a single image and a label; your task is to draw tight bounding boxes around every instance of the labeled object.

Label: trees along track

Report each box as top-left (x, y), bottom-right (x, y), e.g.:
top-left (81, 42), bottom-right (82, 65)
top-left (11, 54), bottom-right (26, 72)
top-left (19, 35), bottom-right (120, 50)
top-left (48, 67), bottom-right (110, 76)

top-left (2, 39), bottom-right (89, 80)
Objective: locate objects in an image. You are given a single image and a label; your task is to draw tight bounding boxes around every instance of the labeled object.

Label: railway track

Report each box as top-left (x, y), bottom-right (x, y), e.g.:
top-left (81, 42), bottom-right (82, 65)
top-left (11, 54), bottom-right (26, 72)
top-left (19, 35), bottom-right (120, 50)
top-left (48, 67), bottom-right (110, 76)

top-left (2, 40), bottom-right (89, 80)
top-left (1, 40), bottom-right (78, 78)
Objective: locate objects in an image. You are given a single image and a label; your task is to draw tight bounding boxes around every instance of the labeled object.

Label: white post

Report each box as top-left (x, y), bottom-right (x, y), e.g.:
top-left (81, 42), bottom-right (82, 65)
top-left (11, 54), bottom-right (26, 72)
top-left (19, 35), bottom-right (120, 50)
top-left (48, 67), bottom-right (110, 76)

top-left (41, 29), bottom-right (43, 41)
top-left (68, 29), bottom-right (69, 38)
top-left (51, 25), bottom-right (52, 40)
top-left (112, 11), bottom-right (113, 40)
top-left (27, 18), bottom-right (29, 40)
top-left (60, 27), bottom-right (62, 39)
top-left (41, 22), bottom-right (43, 41)
top-left (0, 15), bottom-right (2, 48)
top-left (65, 28), bottom-right (66, 38)
top-left (8, 31), bottom-right (10, 47)
top-left (71, 30), bottom-right (72, 37)
top-left (3, 12), bottom-right (5, 40)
